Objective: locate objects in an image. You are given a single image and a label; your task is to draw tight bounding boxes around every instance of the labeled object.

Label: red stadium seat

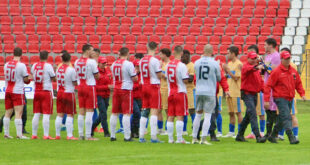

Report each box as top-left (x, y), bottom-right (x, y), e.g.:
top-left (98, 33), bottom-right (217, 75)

top-left (133, 17), bottom-right (143, 26)
top-left (13, 16), bottom-right (23, 25)
top-left (266, 9), bottom-right (276, 18)
top-left (56, 7), bottom-right (67, 16)
top-left (119, 26), bottom-right (130, 35)
top-left (131, 26), bottom-right (142, 35)
top-left (37, 16), bottom-right (47, 25)
top-left (41, 35), bottom-right (52, 44)
top-left (37, 25), bottom-right (48, 35)
top-left (186, 0), bottom-right (196, 8)
top-left (243, 8), bottom-right (253, 17)
top-left (214, 27), bottom-right (224, 36)
top-left (76, 35), bottom-right (88, 44)
top-left (184, 45), bottom-right (194, 53)
top-left (139, 0), bottom-right (149, 8)
top-left (61, 16), bottom-right (72, 26)
top-left (60, 26), bottom-right (71, 35)
top-left (1, 25), bottom-right (11, 34)
top-left (261, 26), bottom-right (271, 36)
top-left (16, 35), bottom-right (27, 44)
top-left (48, 25), bottom-right (59, 35)
top-left (157, 17), bottom-right (167, 26)
top-left (254, 8), bottom-right (265, 18)
top-left (0, 7), bottom-right (9, 16)
top-left (45, 0), bottom-right (55, 7)
top-left (28, 35), bottom-right (39, 44)
top-left (252, 18), bottom-right (262, 27)
top-left (208, 8), bottom-right (218, 18)
top-left (273, 26), bottom-right (283, 36)
top-left (52, 35), bottom-right (63, 44)
top-left (149, 8), bottom-right (160, 17)
top-left (197, 36), bottom-right (208, 44)
top-left (126, 44), bottom-right (136, 54)
top-left (107, 26), bottom-right (118, 35)
top-left (162, 0), bottom-right (172, 7)
top-left (80, 7), bottom-right (91, 17)
top-left (151, 0), bottom-right (161, 7)
top-left (101, 35), bottom-right (112, 44)
top-left (189, 26), bottom-right (201, 36)
top-left (220, 45), bottom-right (229, 55)
top-left (201, 26), bottom-right (212, 36)
top-left (85, 17), bottom-right (96, 26)
top-left (222, 36), bottom-right (232, 45)
top-left (240, 18), bottom-right (250, 27)
top-left (275, 18), bottom-right (286, 27)
top-left (115, 8), bottom-right (125, 17)
top-left (162, 35), bottom-right (172, 44)
top-left (1, 16), bottom-right (11, 25)
top-left (126, 7), bottom-right (136, 17)
top-left (244, 0), bottom-right (255, 8)
top-left (137, 35), bottom-right (148, 44)
top-left (80, 0), bottom-right (91, 7)
top-left (64, 44), bottom-right (75, 53)
top-left (13, 25), bottom-right (24, 35)
top-left (216, 17), bottom-right (226, 27)
top-left (219, 8), bottom-right (230, 18)
top-left (96, 26), bottom-right (107, 35)
top-left (196, 8), bottom-right (207, 17)
top-left (113, 35), bottom-right (124, 44)
top-left (185, 36), bottom-right (196, 45)
top-left (72, 26), bottom-right (83, 35)
top-left (204, 17), bottom-right (215, 27)
top-left (233, 36), bottom-right (245, 45)
top-left (155, 26), bottom-right (165, 36)
top-left (30, 56), bottom-right (40, 65)
top-left (121, 17), bottom-right (132, 26)
top-left (258, 45), bottom-right (265, 55)
top-left (209, 0), bottom-right (220, 7)
top-left (256, 0), bottom-right (266, 8)
top-left (105, 55), bottom-right (116, 65)
top-left (168, 17), bottom-right (179, 26)
top-left (28, 44), bottom-right (39, 53)
top-left (246, 36), bottom-right (257, 45)
top-left (175, 0), bottom-right (184, 8)
top-left (99, 44), bottom-right (110, 54)
top-left (191, 55), bottom-right (201, 63)
top-left (92, 8), bottom-right (102, 17)
top-left (267, 0), bottom-right (278, 8)
top-left (138, 8), bottom-right (148, 17)
top-left (221, 0), bottom-right (231, 8)
top-left (68, 7), bottom-right (79, 16)
top-left (172, 8), bottom-right (183, 17)
top-left (231, 8), bottom-right (242, 17)
top-left (264, 18), bottom-right (274, 27)
top-left (180, 17), bottom-right (191, 27)
top-left (55, 56), bottom-right (62, 65)
top-left (249, 26), bottom-right (259, 35)
top-left (258, 36), bottom-right (268, 45)
top-left (215, 55), bottom-right (226, 64)
top-left (45, 7), bottom-right (55, 16)
top-left (160, 7), bottom-right (171, 17)
top-left (166, 26), bottom-right (177, 35)
top-left (52, 44), bottom-right (63, 53)
top-left (210, 36), bottom-right (220, 45)
top-left (3, 35), bottom-right (14, 44)
top-left (21, 7), bottom-right (32, 16)
top-left (143, 26), bottom-right (154, 35)
top-left (145, 17), bottom-right (155, 26)
top-left (277, 9), bottom-right (288, 18)
top-left (184, 8), bottom-right (195, 17)
top-left (127, 0), bottom-right (137, 7)
top-left (173, 36), bottom-right (184, 44)
top-left (279, 0), bottom-right (290, 9)
top-left (178, 26), bottom-right (189, 36)
top-left (136, 44), bottom-right (147, 54)
top-left (89, 35), bottom-right (100, 44)
top-left (97, 17), bottom-right (108, 26)
top-left (192, 17), bottom-right (203, 26)
top-left (49, 16), bottom-right (60, 25)
top-left (226, 26), bottom-right (236, 36)
top-left (65, 35), bottom-right (75, 43)
top-left (109, 17), bottom-right (120, 26)
top-left (40, 43), bottom-right (51, 52)
top-left (149, 35), bottom-right (160, 43)
top-left (71, 56), bottom-right (78, 65)
top-left (103, 8), bottom-right (113, 17)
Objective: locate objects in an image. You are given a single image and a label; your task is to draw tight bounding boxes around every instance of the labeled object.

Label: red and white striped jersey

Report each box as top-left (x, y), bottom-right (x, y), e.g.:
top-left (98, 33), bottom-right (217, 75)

top-left (56, 64), bottom-right (77, 93)
top-left (139, 55), bottom-right (161, 85)
top-left (31, 62), bottom-right (55, 92)
top-left (74, 57), bottom-right (98, 86)
top-left (111, 59), bottom-right (136, 90)
top-left (165, 59), bottom-right (189, 96)
top-left (4, 60), bottom-right (28, 94)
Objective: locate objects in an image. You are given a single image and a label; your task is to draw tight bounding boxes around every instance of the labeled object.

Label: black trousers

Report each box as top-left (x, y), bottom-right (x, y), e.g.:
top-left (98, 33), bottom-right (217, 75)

top-left (92, 96), bottom-right (110, 135)
top-left (238, 93), bottom-right (260, 138)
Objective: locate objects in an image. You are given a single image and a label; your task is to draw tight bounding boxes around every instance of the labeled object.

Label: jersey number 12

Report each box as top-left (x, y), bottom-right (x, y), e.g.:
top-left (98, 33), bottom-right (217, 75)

top-left (198, 66), bottom-right (210, 80)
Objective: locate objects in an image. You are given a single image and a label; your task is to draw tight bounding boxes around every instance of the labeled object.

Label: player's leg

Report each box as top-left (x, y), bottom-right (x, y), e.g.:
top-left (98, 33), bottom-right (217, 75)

top-left (116, 114), bottom-right (123, 133)
top-left (55, 93), bottom-right (64, 139)
top-left (236, 95), bottom-right (252, 142)
top-left (131, 99), bottom-right (141, 138)
top-left (84, 86), bottom-right (97, 140)
top-left (192, 95), bottom-right (203, 143)
top-left (12, 94), bottom-right (27, 139)
top-left (42, 91), bottom-right (54, 139)
top-left (121, 90), bottom-right (134, 141)
top-left (101, 98), bottom-right (110, 136)
top-left (167, 94), bottom-right (175, 143)
top-left (92, 95), bottom-right (104, 137)
top-left (110, 89), bottom-right (121, 141)
top-left (209, 97), bottom-right (220, 142)
top-left (199, 96), bottom-right (214, 145)
top-left (22, 95), bottom-right (28, 134)
top-left (32, 92), bottom-right (41, 139)
top-left (3, 109), bottom-right (13, 138)
top-left (77, 89), bottom-right (86, 139)
top-left (65, 93), bottom-right (78, 140)
top-left (139, 86), bottom-right (150, 141)
top-left (224, 97), bottom-right (236, 137)
top-left (61, 114), bottom-right (67, 131)
top-left (291, 99), bottom-right (299, 139)
top-left (149, 85), bottom-right (161, 141)
top-left (216, 96), bottom-right (223, 137)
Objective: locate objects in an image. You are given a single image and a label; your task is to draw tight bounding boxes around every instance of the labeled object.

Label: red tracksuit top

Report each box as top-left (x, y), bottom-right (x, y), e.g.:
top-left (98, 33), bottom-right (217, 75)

top-left (264, 64), bottom-right (305, 102)
top-left (96, 67), bottom-right (112, 98)
top-left (241, 62), bottom-right (264, 94)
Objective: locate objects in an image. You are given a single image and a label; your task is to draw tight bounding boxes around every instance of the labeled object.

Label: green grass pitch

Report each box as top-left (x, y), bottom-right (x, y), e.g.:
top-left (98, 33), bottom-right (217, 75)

top-left (1, 99), bottom-right (310, 165)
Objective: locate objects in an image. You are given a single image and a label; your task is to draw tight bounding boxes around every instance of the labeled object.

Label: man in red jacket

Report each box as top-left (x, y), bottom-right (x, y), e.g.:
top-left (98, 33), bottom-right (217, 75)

top-left (263, 51), bottom-right (306, 144)
top-left (91, 56), bottom-right (112, 137)
top-left (236, 52), bottom-right (265, 143)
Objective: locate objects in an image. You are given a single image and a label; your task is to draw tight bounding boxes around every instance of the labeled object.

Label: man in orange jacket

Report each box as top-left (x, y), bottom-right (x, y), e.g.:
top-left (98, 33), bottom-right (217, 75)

top-left (263, 51), bottom-right (306, 144)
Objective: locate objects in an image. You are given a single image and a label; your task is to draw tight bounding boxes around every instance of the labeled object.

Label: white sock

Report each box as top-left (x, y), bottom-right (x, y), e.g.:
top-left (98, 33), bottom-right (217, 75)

top-left (32, 113), bottom-right (40, 136)
top-left (3, 117), bottom-right (10, 136)
top-left (85, 112), bottom-right (94, 138)
top-left (110, 115), bottom-right (117, 138)
top-left (66, 117), bottom-right (74, 138)
top-left (150, 115), bottom-right (158, 140)
top-left (123, 115), bottom-right (131, 140)
top-left (78, 115), bottom-right (84, 137)
top-left (192, 113), bottom-right (202, 138)
top-left (55, 116), bottom-right (63, 137)
top-left (15, 119), bottom-right (23, 137)
top-left (167, 121), bottom-right (174, 141)
top-left (201, 113), bottom-right (212, 137)
top-left (176, 120), bottom-right (184, 142)
top-left (139, 117), bottom-right (148, 139)
top-left (42, 114), bottom-right (50, 137)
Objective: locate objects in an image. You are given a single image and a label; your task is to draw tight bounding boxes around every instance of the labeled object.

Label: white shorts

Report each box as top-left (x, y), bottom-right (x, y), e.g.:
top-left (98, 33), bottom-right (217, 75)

top-left (195, 95), bottom-right (216, 113)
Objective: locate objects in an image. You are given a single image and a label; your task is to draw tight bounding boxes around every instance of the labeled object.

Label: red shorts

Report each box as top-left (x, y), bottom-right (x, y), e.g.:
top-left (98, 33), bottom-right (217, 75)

top-left (57, 91), bottom-right (76, 115)
top-left (33, 91), bottom-right (53, 114)
top-left (5, 92), bottom-right (25, 110)
top-left (112, 89), bottom-right (133, 114)
top-left (168, 93), bottom-right (188, 117)
top-left (142, 84), bottom-right (161, 109)
top-left (78, 85), bottom-right (97, 109)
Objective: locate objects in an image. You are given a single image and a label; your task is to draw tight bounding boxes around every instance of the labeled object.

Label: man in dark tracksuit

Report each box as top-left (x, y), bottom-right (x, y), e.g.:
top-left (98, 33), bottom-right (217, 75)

top-left (131, 59), bottom-right (142, 138)
top-left (235, 52), bottom-right (265, 143)
top-left (263, 51), bottom-right (306, 144)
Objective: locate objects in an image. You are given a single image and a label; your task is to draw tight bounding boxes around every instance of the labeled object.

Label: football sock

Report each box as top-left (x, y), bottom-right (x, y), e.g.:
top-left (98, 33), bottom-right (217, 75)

top-left (66, 117), bottom-right (74, 137)
top-left (42, 114), bottom-right (50, 137)
top-left (15, 119), bottom-right (23, 137)
top-left (190, 113), bottom-right (196, 124)
top-left (260, 120), bottom-right (266, 133)
top-left (293, 127), bottom-right (299, 137)
top-left (201, 113), bottom-right (212, 137)
top-left (176, 120), bottom-right (184, 142)
top-left (110, 115), bottom-right (117, 138)
top-left (3, 117), bottom-right (10, 136)
top-left (119, 114), bottom-right (123, 129)
top-left (32, 113), bottom-right (40, 136)
top-left (55, 116), bottom-right (63, 137)
top-left (192, 113), bottom-right (202, 138)
top-left (85, 112), bottom-right (94, 138)
top-left (183, 115), bottom-right (188, 132)
top-left (123, 115), bottom-right (131, 140)
top-left (167, 121), bottom-right (174, 142)
top-left (157, 120), bottom-right (163, 129)
top-left (229, 123), bottom-right (235, 133)
top-left (78, 115), bottom-right (84, 137)
top-left (279, 129), bottom-right (285, 136)
top-left (150, 115), bottom-right (158, 139)
top-left (139, 117), bottom-right (147, 139)
top-left (217, 113), bottom-right (222, 133)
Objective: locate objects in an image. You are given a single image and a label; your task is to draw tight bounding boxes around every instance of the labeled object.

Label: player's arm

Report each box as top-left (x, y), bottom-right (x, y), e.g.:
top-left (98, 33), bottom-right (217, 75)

top-left (71, 69), bottom-right (78, 86)
top-left (132, 75), bottom-right (138, 82)
top-left (154, 59), bottom-right (162, 79)
top-left (129, 62), bottom-right (138, 82)
top-left (23, 64), bottom-right (31, 84)
top-left (181, 64), bottom-right (189, 84)
top-left (188, 75), bottom-right (194, 83)
top-left (93, 72), bottom-right (99, 80)
top-left (223, 63), bottom-right (241, 81)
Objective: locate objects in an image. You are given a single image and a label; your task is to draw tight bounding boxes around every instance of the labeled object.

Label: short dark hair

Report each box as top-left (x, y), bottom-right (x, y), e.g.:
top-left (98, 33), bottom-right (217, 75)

top-left (183, 49), bottom-right (190, 56)
top-left (248, 45), bottom-right (259, 54)
top-left (160, 48), bottom-right (171, 57)
top-left (82, 44), bottom-right (93, 53)
top-left (94, 48), bottom-right (100, 54)
top-left (13, 47), bottom-right (22, 57)
top-left (61, 50), bottom-right (68, 54)
top-left (174, 45), bottom-right (183, 54)
top-left (227, 46), bottom-right (239, 56)
top-left (147, 42), bottom-right (158, 50)
top-left (61, 52), bottom-right (71, 62)
top-left (119, 47), bottom-right (129, 56)
top-left (265, 38), bottom-right (277, 48)
top-left (39, 51), bottom-right (49, 60)
top-left (280, 47), bottom-right (291, 54)
top-left (135, 53), bottom-right (144, 59)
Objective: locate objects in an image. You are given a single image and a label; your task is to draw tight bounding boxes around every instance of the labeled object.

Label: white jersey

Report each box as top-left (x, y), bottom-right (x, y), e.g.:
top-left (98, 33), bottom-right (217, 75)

top-left (74, 57), bottom-right (98, 86)
top-left (111, 59), bottom-right (136, 90)
top-left (139, 55), bottom-right (161, 85)
top-left (56, 64), bottom-right (77, 93)
top-left (194, 56), bottom-right (221, 96)
top-left (4, 60), bottom-right (28, 94)
top-left (31, 62), bottom-right (55, 92)
top-left (165, 60), bottom-right (189, 95)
